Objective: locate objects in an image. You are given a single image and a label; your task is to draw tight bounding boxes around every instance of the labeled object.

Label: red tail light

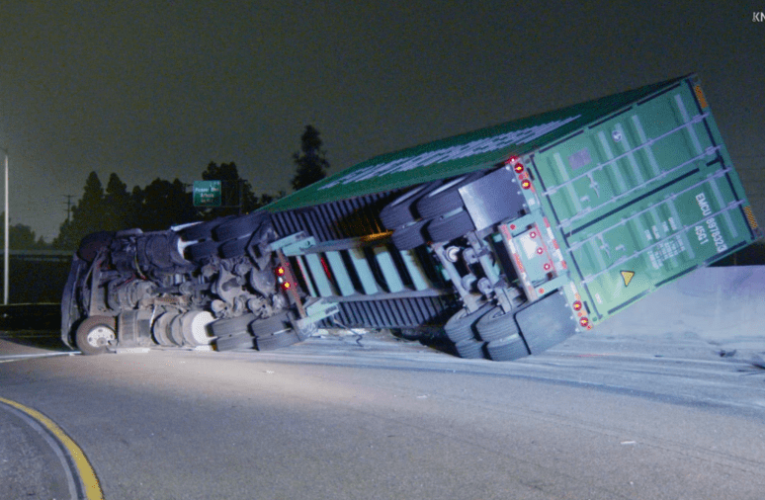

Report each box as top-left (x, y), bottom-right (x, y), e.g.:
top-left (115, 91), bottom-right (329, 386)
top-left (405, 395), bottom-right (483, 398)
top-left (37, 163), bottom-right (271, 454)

top-left (276, 266), bottom-right (285, 276)
top-left (521, 180), bottom-right (532, 190)
top-left (580, 317), bottom-right (589, 327)
top-left (573, 301), bottom-right (583, 311)
top-left (514, 163), bottom-right (525, 173)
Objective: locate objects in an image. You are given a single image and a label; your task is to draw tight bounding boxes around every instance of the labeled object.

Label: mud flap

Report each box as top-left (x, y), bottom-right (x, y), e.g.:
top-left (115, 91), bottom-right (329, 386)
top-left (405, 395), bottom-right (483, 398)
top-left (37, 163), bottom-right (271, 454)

top-left (514, 289), bottom-right (577, 354)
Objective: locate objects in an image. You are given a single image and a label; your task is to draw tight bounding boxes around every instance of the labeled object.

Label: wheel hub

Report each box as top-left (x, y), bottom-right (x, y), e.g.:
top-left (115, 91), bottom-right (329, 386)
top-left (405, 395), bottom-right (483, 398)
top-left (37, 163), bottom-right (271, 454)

top-left (86, 326), bottom-right (115, 347)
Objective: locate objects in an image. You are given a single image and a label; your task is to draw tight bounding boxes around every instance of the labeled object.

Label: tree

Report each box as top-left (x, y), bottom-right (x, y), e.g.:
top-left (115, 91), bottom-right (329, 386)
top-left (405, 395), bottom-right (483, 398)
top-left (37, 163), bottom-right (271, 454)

top-left (51, 160), bottom-right (290, 251)
top-left (132, 178), bottom-right (196, 231)
top-left (0, 217), bottom-right (49, 250)
top-left (54, 171), bottom-right (106, 250)
top-left (103, 173), bottom-right (134, 231)
top-left (292, 125), bottom-right (330, 191)
top-left (200, 162), bottom-right (259, 217)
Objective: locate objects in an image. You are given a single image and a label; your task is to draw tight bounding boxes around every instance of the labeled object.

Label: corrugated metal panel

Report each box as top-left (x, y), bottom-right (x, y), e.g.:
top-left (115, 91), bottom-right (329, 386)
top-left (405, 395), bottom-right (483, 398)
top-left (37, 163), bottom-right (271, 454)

top-left (266, 76), bottom-right (689, 213)
top-left (271, 192), bottom-right (394, 242)
top-left (322, 295), bottom-right (459, 329)
top-left (532, 75), bottom-right (760, 323)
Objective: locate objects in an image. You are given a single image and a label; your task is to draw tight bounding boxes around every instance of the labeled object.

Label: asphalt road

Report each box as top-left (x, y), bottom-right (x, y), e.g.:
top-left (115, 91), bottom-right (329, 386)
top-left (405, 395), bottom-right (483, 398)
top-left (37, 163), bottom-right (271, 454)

top-left (2, 325), bottom-right (765, 500)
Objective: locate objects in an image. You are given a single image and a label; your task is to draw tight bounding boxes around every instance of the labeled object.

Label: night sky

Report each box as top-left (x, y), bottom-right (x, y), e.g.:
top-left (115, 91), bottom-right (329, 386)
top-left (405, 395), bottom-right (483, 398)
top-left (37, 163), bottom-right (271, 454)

top-left (1, 1), bottom-right (763, 241)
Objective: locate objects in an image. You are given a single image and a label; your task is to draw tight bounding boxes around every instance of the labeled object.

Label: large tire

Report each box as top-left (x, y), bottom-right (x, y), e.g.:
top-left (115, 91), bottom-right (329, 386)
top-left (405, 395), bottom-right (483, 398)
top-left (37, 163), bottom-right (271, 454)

top-left (415, 172), bottom-right (483, 219)
top-left (169, 314), bottom-right (186, 346)
top-left (215, 332), bottom-right (254, 351)
top-left (152, 312), bottom-right (177, 347)
top-left (249, 312), bottom-right (290, 338)
top-left (443, 304), bottom-right (491, 343)
top-left (185, 240), bottom-right (220, 262)
top-left (475, 306), bottom-right (520, 342)
top-left (486, 334), bottom-right (529, 361)
top-left (454, 338), bottom-right (486, 359)
top-left (209, 313), bottom-right (256, 337)
top-left (256, 330), bottom-right (300, 351)
top-left (391, 219), bottom-right (429, 250)
top-left (180, 311), bottom-right (216, 346)
top-left (178, 216), bottom-right (235, 242)
top-left (214, 212), bottom-right (267, 242)
top-left (75, 316), bottom-right (116, 355)
top-left (219, 234), bottom-right (254, 259)
top-left (427, 210), bottom-right (475, 242)
top-left (380, 181), bottom-right (442, 229)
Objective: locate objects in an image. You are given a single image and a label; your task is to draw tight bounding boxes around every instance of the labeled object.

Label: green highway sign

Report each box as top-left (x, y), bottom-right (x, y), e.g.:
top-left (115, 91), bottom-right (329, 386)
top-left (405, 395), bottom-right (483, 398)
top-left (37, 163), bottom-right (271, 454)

top-left (193, 180), bottom-right (222, 207)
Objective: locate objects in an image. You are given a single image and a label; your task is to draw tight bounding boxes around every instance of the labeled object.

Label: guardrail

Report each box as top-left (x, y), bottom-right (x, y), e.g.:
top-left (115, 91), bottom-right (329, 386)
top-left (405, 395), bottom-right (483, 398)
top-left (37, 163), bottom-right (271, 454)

top-left (0, 250), bottom-right (72, 262)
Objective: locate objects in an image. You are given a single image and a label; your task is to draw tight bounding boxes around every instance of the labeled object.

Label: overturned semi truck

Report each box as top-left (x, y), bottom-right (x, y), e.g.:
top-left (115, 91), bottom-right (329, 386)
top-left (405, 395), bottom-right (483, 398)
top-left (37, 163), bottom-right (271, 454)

top-left (61, 74), bottom-right (762, 360)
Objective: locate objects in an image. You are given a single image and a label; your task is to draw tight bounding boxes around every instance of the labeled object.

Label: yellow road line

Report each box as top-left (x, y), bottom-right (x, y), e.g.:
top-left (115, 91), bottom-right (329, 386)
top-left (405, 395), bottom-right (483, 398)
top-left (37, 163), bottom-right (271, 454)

top-left (0, 396), bottom-right (104, 500)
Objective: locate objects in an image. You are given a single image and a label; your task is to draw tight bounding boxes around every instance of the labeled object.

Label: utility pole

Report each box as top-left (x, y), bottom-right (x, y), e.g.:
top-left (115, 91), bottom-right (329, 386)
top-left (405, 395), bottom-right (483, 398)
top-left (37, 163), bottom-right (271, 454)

top-left (64, 194), bottom-right (74, 222)
top-left (1, 147), bottom-right (8, 305)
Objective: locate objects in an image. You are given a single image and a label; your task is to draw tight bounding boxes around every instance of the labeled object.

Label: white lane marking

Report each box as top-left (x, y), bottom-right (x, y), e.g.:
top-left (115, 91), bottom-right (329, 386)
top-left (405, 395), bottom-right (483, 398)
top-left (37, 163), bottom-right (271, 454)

top-left (0, 352), bottom-right (76, 364)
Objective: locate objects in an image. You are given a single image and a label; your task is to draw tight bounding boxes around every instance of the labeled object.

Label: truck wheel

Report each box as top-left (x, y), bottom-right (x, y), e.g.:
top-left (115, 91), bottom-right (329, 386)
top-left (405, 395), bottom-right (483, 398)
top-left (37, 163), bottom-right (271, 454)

top-left (475, 306), bottom-right (521, 342)
top-left (380, 181), bottom-right (442, 229)
top-left (152, 312), bottom-right (177, 347)
top-left (486, 334), bottom-right (529, 361)
top-left (443, 304), bottom-right (491, 343)
top-left (415, 172), bottom-right (484, 219)
top-left (210, 313), bottom-right (256, 337)
top-left (391, 219), bottom-right (429, 250)
top-left (255, 330), bottom-right (300, 351)
top-left (219, 234), bottom-right (254, 259)
top-left (169, 314), bottom-right (186, 346)
top-left (178, 216), bottom-right (234, 241)
top-left (454, 338), bottom-right (486, 359)
top-left (250, 312), bottom-right (290, 338)
top-left (427, 210), bottom-right (475, 242)
top-left (214, 212), bottom-right (267, 242)
top-left (75, 316), bottom-right (116, 355)
top-left (215, 332), bottom-right (254, 351)
top-left (180, 311), bottom-right (216, 346)
top-left (185, 240), bottom-right (221, 262)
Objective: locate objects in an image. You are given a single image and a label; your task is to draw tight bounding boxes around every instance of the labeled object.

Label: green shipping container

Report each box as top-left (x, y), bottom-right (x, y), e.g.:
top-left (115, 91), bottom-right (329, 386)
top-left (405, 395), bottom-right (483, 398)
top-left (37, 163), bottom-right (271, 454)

top-left (267, 73), bottom-right (761, 326)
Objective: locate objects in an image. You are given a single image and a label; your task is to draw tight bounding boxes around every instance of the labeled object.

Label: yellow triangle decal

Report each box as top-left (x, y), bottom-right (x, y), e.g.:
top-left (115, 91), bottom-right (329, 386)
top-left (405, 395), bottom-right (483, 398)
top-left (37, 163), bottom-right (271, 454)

top-left (621, 271), bottom-right (635, 287)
